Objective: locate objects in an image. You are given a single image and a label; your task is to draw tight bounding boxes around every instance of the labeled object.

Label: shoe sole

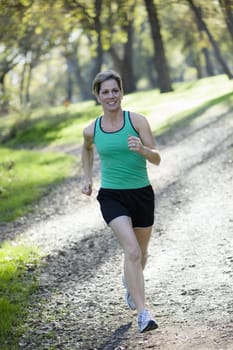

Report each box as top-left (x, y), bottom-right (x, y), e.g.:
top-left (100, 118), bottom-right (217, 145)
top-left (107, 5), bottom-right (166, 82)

top-left (140, 320), bottom-right (158, 333)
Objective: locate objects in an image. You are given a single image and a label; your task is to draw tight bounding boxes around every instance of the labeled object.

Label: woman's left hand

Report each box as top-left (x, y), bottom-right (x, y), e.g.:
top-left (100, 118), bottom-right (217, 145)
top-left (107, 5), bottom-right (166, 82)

top-left (128, 135), bottom-right (143, 152)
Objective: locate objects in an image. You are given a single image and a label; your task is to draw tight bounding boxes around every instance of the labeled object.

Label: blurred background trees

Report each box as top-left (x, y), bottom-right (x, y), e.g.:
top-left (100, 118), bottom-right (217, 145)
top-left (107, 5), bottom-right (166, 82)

top-left (0, 0), bottom-right (232, 114)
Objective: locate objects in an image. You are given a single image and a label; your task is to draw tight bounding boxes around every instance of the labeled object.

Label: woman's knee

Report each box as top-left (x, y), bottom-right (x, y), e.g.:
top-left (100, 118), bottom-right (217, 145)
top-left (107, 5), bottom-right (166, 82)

top-left (125, 245), bottom-right (142, 263)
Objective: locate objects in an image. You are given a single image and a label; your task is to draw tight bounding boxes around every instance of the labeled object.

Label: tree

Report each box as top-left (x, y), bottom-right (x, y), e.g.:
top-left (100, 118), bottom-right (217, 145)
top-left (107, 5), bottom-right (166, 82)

top-left (187, 0), bottom-right (233, 79)
top-left (144, 0), bottom-right (173, 92)
top-left (219, 0), bottom-right (233, 41)
top-left (0, 51), bottom-right (20, 114)
top-left (63, 38), bottom-right (93, 101)
top-left (102, 0), bottom-right (137, 94)
top-left (63, 0), bottom-right (104, 99)
top-left (0, 0), bottom-right (28, 112)
top-left (0, 0), bottom-right (72, 110)
top-left (194, 6), bottom-right (215, 77)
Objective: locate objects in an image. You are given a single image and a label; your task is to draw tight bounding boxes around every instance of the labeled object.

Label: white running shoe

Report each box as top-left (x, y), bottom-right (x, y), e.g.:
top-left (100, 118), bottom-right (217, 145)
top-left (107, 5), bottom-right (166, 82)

top-left (138, 309), bottom-right (158, 333)
top-left (122, 276), bottom-right (136, 310)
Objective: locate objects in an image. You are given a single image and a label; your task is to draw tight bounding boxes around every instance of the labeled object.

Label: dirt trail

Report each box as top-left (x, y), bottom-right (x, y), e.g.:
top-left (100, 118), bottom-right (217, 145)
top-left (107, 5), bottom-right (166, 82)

top-left (2, 101), bottom-right (233, 349)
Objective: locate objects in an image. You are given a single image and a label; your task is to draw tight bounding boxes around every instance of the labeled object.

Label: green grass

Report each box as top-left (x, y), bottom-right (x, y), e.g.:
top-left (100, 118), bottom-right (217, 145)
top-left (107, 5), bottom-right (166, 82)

top-left (0, 241), bottom-right (40, 349)
top-left (123, 74), bottom-right (233, 118)
top-left (0, 147), bottom-right (77, 222)
top-left (2, 102), bottom-right (102, 148)
top-left (156, 90), bottom-right (233, 137)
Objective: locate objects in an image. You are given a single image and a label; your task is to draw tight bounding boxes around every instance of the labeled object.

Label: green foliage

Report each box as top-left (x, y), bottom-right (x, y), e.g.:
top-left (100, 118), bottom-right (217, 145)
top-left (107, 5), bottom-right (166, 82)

top-left (0, 147), bottom-right (76, 222)
top-left (0, 241), bottom-right (40, 348)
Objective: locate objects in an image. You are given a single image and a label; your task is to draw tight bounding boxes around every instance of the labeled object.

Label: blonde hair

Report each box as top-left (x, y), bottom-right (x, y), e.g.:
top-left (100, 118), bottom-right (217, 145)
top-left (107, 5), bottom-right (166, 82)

top-left (92, 70), bottom-right (123, 95)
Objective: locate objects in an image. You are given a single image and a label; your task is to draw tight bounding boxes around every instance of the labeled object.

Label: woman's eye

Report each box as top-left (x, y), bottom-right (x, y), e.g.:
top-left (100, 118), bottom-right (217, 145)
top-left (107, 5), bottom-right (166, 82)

top-left (100, 89), bottom-right (119, 95)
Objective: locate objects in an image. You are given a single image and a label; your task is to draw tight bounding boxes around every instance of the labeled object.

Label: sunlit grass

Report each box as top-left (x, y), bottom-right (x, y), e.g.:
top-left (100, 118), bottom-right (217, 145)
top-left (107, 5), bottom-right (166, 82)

top-left (0, 241), bottom-right (40, 349)
top-left (155, 91), bottom-right (233, 136)
top-left (122, 74), bottom-right (233, 118)
top-left (0, 147), bottom-right (77, 222)
top-left (3, 103), bottom-right (102, 147)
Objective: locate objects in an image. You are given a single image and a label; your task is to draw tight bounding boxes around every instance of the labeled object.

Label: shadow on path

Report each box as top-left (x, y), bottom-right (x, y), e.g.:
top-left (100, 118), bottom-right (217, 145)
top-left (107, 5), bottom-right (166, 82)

top-left (40, 228), bottom-right (121, 288)
top-left (98, 322), bottom-right (132, 350)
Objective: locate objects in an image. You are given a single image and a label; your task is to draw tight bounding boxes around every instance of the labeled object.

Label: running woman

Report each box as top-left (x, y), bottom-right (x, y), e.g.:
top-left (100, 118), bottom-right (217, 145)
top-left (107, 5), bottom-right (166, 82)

top-left (81, 70), bottom-right (161, 333)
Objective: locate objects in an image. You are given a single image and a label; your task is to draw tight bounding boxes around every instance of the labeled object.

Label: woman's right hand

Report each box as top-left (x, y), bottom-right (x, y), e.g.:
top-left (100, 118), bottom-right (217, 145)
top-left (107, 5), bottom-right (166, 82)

top-left (81, 183), bottom-right (92, 196)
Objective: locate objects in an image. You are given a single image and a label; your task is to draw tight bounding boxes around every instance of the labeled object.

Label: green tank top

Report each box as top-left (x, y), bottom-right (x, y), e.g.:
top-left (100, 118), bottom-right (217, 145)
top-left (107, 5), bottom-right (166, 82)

top-left (94, 110), bottom-right (150, 189)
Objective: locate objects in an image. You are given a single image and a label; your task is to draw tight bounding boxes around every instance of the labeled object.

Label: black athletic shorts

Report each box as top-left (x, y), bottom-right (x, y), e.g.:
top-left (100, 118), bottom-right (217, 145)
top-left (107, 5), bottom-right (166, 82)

top-left (97, 185), bottom-right (155, 227)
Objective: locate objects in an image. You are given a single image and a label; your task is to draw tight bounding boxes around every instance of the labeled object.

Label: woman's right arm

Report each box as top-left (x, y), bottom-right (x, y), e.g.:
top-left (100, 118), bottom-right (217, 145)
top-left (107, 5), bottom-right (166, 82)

top-left (81, 122), bottom-right (95, 196)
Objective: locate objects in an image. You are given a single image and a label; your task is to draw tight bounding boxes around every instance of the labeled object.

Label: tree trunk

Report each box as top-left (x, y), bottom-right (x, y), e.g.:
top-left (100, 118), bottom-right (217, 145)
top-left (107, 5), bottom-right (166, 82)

top-left (194, 54), bottom-right (203, 79)
top-left (144, 0), bottom-right (173, 93)
top-left (20, 62), bottom-right (26, 106)
top-left (219, 0), bottom-right (233, 41)
top-left (25, 61), bottom-right (33, 105)
top-left (146, 57), bottom-right (157, 87)
top-left (73, 56), bottom-right (92, 100)
top-left (65, 47), bottom-right (92, 101)
top-left (107, 0), bottom-right (136, 94)
top-left (66, 56), bottom-right (74, 102)
top-left (187, 0), bottom-right (233, 79)
top-left (108, 19), bottom-right (136, 94)
top-left (91, 0), bottom-right (103, 81)
top-left (195, 6), bottom-right (215, 77)
top-left (202, 47), bottom-right (215, 77)
top-left (121, 20), bottom-right (136, 94)
top-left (20, 60), bottom-right (32, 106)
top-left (0, 73), bottom-right (9, 115)
top-left (0, 53), bottom-right (21, 114)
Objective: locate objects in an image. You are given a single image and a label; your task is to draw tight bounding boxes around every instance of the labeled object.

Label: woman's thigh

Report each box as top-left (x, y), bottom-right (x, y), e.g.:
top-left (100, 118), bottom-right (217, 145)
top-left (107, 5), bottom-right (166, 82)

top-left (134, 226), bottom-right (153, 254)
top-left (109, 215), bottom-right (140, 253)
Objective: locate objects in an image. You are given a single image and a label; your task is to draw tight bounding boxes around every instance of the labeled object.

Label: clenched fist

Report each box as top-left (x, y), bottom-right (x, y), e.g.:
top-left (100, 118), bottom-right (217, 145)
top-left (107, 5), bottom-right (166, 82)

top-left (81, 183), bottom-right (92, 196)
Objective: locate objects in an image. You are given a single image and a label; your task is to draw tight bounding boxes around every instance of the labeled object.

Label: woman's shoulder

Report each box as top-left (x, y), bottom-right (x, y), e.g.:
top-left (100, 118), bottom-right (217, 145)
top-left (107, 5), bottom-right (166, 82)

top-left (127, 111), bottom-right (148, 128)
top-left (83, 119), bottom-right (97, 139)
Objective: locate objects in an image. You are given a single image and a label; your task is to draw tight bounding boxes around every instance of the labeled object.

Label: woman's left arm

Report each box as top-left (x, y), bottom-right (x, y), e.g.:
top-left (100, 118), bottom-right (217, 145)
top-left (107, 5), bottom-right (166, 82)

top-left (128, 113), bottom-right (161, 166)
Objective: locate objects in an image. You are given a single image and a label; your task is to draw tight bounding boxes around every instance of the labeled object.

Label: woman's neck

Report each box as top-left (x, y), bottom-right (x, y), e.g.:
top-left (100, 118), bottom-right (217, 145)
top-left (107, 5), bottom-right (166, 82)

top-left (102, 107), bottom-right (123, 121)
top-left (101, 109), bottom-right (124, 132)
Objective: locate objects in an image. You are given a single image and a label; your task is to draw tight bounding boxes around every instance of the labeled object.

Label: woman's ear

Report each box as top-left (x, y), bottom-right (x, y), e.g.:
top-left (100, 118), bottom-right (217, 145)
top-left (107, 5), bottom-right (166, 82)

top-left (94, 92), bottom-right (100, 103)
top-left (120, 89), bottom-right (124, 100)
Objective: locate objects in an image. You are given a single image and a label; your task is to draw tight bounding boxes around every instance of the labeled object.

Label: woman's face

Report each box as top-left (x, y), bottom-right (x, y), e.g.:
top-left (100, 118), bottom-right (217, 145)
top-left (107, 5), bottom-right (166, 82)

top-left (97, 79), bottom-right (122, 112)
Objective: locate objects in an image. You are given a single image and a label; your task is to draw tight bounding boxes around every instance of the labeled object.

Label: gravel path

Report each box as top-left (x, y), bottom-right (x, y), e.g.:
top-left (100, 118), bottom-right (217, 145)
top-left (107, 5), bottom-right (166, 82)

top-left (1, 101), bottom-right (233, 349)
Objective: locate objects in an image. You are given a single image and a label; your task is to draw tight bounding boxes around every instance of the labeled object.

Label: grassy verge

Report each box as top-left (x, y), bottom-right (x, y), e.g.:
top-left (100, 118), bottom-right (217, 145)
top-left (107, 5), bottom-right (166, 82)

top-left (2, 102), bottom-right (101, 148)
top-left (0, 147), bottom-right (77, 222)
top-left (155, 90), bottom-right (233, 137)
top-left (0, 241), bottom-right (40, 349)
